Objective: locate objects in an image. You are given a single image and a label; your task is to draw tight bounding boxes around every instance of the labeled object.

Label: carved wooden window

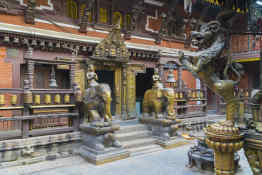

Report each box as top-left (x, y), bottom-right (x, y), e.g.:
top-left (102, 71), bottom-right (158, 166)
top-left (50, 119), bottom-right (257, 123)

top-left (67, 0), bottom-right (78, 19)
top-left (80, 3), bottom-right (92, 22)
top-left (113, 11), bottom-right (123, 28)
top-left (34, 65), bottom-right (49, 89)
top-left (125, 14), bottom-right (132, 30)
top-left (56, 69), bottom-right (70, 89)
top-left (100, 7), bottom-right (108, 23)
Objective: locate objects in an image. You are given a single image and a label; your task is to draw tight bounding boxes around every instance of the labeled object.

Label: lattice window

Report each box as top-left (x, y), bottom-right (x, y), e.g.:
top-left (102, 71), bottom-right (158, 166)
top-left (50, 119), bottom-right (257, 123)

top-left (100, 7), bottom-right (108, 24)
top-left (113, 11), bottom-right (123, 27)
top-left (66, 0), bottom-right (78, 19)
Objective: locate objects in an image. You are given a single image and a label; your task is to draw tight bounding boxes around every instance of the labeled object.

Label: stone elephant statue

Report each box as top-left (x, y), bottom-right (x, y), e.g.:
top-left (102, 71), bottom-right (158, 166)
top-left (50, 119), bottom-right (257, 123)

top-left (142, 86), bottom-right (175, 119)
top-left (82, 83), bottom-right (112, 123)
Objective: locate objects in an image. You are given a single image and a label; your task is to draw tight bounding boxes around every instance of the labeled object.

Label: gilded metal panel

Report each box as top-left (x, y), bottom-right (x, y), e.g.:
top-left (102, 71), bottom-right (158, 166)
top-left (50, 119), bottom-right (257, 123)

top-left (115, 68), bottom-right (122, 115)
top-left (126, 68), bottom-right (136, 114)
top-left (75, 65), bottom-right (85, 93)
top-left (94, 64), bottom-right (122, 116)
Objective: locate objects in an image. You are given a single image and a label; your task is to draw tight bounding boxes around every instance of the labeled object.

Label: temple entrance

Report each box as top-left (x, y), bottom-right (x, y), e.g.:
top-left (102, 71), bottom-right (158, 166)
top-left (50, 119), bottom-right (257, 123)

top-left (135, 68), bottom-right (154, 116)
top-left (96, 70), bottom-right (116, 115)
top-left (207, 88), bottom-right (217, 112)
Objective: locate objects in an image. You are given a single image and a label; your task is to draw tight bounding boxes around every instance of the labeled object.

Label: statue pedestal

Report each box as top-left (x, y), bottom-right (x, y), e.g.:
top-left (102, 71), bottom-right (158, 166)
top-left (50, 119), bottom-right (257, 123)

top-left (187, 139), bottom-right (240, 171)
top-left (244, 130), bottom-right (262, 175)
top-left (78, 123), bottom-right (129, 165)
top-left (139, 117), bottom-right (183, 149)
top-left (204, 121), bottom-right (243, 175)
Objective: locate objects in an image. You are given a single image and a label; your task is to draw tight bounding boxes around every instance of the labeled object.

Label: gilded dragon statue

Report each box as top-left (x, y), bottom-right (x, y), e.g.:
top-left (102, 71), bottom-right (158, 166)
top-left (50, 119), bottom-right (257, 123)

top-left (179, 10), bottom-right (246, 175)
top-left (178, 10), bottom-right (243, 124)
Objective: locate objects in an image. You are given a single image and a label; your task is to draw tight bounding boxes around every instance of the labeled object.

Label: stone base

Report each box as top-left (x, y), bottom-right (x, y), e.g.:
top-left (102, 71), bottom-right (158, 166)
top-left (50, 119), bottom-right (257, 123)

top-left (79, 123), bottom-right (129, 165)
top-left (244, 130), bottom-right (262, 175)
top-left (156, 137), bottom-right (190, 149)
top-left (0, 132), bottom-right (80, 167)
top-left (140, 117), bottom-right (179, 148)
top-left (79, 145), bottom-right (129, 165)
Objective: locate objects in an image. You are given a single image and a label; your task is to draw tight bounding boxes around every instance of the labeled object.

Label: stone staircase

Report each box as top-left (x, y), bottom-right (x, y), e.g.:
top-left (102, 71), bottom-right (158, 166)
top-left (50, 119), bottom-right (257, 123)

top-left (115, 122), bottom-right (163, 157)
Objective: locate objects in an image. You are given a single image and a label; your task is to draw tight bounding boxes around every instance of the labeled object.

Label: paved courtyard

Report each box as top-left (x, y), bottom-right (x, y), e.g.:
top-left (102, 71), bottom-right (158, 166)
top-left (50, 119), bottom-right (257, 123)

top-left (0, 143), bottom-right (252, 175)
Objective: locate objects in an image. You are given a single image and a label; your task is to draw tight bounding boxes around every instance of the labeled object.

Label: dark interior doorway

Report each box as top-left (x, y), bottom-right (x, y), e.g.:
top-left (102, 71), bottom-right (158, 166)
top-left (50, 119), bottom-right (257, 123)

top-left (96, 70), bottom-right (116, 115)
top-left (136, 68), bottom-right (154, 115)
top-left (207, 88), bottom-right (217, 111)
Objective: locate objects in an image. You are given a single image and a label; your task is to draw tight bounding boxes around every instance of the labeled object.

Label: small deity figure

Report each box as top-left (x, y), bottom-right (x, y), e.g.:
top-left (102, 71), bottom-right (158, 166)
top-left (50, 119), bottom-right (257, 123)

top-left (152, 68), bottom-right (163, 89)
top-left (86, 64), bottom-right (98, 87)
top-left (143, 68), bottom-right (175, 119)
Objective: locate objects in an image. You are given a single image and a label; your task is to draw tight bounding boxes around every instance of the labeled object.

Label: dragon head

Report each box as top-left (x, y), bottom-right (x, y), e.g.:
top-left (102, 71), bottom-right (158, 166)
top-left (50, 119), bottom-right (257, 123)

top-left (191, 21), bottom-right (221, 48)
top-left (191, 10), bottom-right (235, 49)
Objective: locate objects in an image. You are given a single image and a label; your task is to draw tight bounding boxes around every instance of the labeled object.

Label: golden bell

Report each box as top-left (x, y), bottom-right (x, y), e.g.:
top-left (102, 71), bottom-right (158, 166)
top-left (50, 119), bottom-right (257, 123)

top-left (179, 92), bottom-right (183, 99)
top-left (64, 94), bottom-right (70, 104)
top-left (197, 91), bottom-right (200, 98)
top-left (11, 95), bottom-right (17, 105)
top-left (175, 93), bottom-right (179, 99)
top-left (44, 94), bottom-right (51, 104)
top-left (192, 92), bottom-right (196, 98)
top-left (54, 94), bottom-right (61, 104)
top-left (200, 91), bottom-right (204, 99)
top-left (24, 92), bottom-right (33, 104)
top-left (0, 95), bottom-right (5, 105)
top-left (34, 95), bottom-right (41, 105)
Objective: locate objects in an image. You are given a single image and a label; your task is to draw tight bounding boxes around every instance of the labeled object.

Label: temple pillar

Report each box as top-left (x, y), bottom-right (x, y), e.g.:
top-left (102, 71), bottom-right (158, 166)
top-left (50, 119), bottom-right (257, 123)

top-left (121, 64), bottom-right (128, 120)
top-left (178, 66), bottom-right (183, 89)
top-left (115, 67), bottom-right (122, 116)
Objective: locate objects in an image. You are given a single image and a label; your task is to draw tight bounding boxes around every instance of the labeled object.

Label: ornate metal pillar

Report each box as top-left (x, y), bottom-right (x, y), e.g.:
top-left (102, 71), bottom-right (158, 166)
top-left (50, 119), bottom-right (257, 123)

top-left (114, 68), bottom-right (122, 116)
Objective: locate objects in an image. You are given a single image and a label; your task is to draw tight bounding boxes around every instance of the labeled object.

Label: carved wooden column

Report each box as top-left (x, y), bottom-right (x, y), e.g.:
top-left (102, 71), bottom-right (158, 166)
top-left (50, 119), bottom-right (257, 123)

top-left (27, 61), bottom-right (35, 89)
top-left (96, 0), bottom-right (100, 24)
top-left (24, 0), bottom-right (36, 24)
top-left (24, 47), bottom-right (35, 89)
top-left (178, 66), bottom-right (183, 89)
top-left (126, 66), bottom-right (137, 119)
top-left (259, 37), bottom-right (262, 89)
top-left (22, 80), bottom-right (32, 138)
top-left (158, 64), bottom-right (165, 84)
top-left (121, 64), bottom-right (128, 120)
top-left (113, 68), bottom-right (121, 116)
top-left (70, 63), bottom-right (76, 88)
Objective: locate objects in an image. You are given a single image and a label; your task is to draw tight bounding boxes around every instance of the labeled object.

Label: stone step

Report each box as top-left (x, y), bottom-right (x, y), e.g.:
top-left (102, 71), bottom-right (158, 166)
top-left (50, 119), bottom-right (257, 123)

top-left (115, 130), bottom-right (152, 142)
top-left (128, 144), bottom-right (163, 157)
top-left (116, 124), bottom-right (148, 134)
top-left (121, 138), bottom-right (156, 149)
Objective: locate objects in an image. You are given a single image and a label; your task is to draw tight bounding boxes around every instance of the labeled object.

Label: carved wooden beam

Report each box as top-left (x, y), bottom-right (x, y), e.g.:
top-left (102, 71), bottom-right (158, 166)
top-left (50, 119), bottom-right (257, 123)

top-left (24, 0), bottom-right (36, 24)
top-left (79, 0), bottom-right (95, 33)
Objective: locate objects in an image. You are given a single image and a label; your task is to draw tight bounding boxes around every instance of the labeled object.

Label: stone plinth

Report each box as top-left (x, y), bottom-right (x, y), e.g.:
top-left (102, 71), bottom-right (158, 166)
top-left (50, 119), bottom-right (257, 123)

top-left (244, 130), bottom-right (262, 175)
top-left (78, 123), bottom-right (129, 165)
top-left (204, 121), bottom-right (243, 175)
top-left (0, 132), bottom-right (80, 168)
top-left (139, 117), bottom-right (182, 149)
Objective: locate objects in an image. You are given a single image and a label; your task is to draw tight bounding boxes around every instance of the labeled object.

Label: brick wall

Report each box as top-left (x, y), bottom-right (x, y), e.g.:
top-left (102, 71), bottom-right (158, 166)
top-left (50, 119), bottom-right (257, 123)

top-left (0, 47), bottom-right (14, 129)
top-left (181, 70), bottom-right (196, 89)
top-left (231, 35), bottom-right (260, 53)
